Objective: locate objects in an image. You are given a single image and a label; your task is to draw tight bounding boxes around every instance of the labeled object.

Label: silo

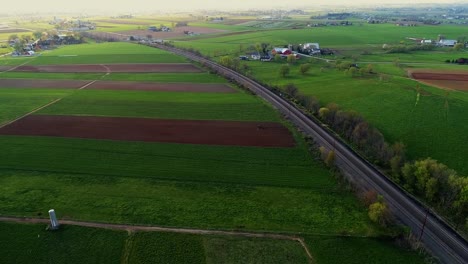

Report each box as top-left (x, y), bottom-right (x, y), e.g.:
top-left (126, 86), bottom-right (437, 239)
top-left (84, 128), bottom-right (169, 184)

top-left (48, 209), bottom-right (59, 230)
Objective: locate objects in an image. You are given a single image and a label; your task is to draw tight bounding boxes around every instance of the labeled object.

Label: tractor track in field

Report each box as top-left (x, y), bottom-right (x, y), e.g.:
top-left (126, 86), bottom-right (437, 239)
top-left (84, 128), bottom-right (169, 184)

top-left (0, 216), bottom-right (315, 263)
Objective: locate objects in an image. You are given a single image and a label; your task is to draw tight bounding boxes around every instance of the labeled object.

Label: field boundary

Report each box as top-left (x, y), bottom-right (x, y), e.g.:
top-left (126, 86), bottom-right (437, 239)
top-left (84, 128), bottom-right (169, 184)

top-left (0, 98), bottom-right (62, 129)
top-left (0, 216), bottom-right (315, 263)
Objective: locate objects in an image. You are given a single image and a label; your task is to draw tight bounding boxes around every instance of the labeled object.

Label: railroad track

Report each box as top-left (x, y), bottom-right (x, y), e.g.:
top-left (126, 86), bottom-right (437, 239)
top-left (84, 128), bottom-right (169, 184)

top-left (151, 43), bottom-right (468, 264)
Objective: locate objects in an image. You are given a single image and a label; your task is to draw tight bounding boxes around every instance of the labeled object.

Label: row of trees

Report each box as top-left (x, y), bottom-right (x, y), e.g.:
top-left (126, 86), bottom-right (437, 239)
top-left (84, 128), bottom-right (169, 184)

top-left (278, 82), bottom-right (467, 230)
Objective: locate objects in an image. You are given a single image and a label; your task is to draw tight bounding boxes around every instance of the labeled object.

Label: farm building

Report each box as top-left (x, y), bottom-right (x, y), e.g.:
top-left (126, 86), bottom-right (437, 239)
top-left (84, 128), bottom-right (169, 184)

top-left (421, 39), bottom-right (434, 44)
top-left (439, 39), bottom-right (457, 47)
top-left (271, 48), bottom-right (292, 55)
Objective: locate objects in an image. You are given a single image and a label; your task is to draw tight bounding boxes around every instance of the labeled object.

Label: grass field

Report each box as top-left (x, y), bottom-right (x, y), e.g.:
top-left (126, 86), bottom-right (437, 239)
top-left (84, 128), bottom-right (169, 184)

top-left (304, 235), bottom-right (427, 264)
top-left (237, 61), bottom-right (468, 174)
top-left (0, 41), bottom-right (428, 262)
top-left (0, 222), bottom-right (126, 264)
top-left (0, 42), bottom-right (189, 65)
top-left (0, 89), bottom-right (72, 125)
top-left (36, 89), bottom-right (281, 121)
top-left (0, 72), bottom-right (227, 83)
top-left (1, 221), bottom-right (427, 264)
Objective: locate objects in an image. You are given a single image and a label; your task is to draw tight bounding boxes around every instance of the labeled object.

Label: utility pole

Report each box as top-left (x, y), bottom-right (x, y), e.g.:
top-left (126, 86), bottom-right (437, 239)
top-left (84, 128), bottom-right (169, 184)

top-left (418, 208), bottom-right (429, 242)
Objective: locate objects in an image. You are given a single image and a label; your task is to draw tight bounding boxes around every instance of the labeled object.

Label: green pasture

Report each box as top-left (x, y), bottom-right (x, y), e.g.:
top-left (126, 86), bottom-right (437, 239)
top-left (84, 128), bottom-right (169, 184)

top-left (0, 42), bottom-right (189, 65)
top-left (0, 135), bottom-right (327, 189)
top-left (242, 61), bottom-right (468, 174)
top-left (0, 45), bottom-right (12, 55)
top-left (29, 42), bottom-right (187, 64)
top-left (37, 89), bottom-right (281, 122)
top-left (0, 71), bottom-right (227, 83)
top-left (0, 169), bottom-right (378, 235)
top-left (0, 88), bottom-right (72, 125)
top-left (174, 23), bottom-right (468, 56)
top-left (127, 232), bottom-right (206, 264)
top-left (0, 222), bottom-right (126, 264)
top-left (304, 235), bottom-right (427, 264)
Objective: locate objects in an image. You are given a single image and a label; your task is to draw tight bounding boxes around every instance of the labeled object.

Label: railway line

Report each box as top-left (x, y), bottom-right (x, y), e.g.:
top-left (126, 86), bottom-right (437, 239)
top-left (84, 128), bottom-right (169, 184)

top-left (152, 43), bottom-right (468, 264)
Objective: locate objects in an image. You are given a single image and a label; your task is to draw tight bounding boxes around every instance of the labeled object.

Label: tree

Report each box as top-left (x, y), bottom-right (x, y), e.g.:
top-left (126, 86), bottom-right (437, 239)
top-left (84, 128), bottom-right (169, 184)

top-left (219, 56), bottom-right (233, 68)
top-left (368, 199), bottom-right (391, 226)
top-left (369, 195), bottom-right (392, 226)
top-left (284, 83), bottom-right (298, 98)
top-left (279, 65), bottom-right (290, 77)
top-left (454, 43), bottom-right (464, 51)
top-left (318, 107), bottom-right (330, 120)
top-left (299, 63), bottom-right (311, 75)
top-left (287, 54), bottom-right (296, 64)
top-left (8, 34), bottom-right (18, 42)
top-left (33, 31), bottom-right (42, 40)
top-left (13, 40), bottom-right (25, 53)
top-left (274, 54), bottom-right (282, 62)
top-left (325, 150), bottom-right (335, 167)
top-left (347, 66), bottom-right (358, 77)
top-left (21, 34), bottom-right (31, 43)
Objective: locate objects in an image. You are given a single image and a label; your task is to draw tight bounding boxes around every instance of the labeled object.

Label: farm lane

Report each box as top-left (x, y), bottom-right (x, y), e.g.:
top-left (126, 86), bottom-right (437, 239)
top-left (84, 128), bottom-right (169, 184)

top-left (0, 216), bottom-right (314, 262)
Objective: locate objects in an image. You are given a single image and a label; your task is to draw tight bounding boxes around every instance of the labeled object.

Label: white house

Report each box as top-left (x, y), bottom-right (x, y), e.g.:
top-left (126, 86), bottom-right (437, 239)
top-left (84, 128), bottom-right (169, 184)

top-left (439, 39), bottom-right (457, 47)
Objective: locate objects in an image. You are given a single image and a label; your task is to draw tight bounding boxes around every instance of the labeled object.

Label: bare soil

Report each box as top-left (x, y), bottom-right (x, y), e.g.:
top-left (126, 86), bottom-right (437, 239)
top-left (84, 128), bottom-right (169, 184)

top-left (0, 115), bottom-right (295, 147)
top-left (0, 78), bottom-right (89, 89)
top-left (408, 69), bottom-right (468, 91)
top-left (12, 63), bottom-right (202, 73)
top-left (120, 26), bottom-right (227, 39)
top-left (88, 80), bottom-right (235, 93)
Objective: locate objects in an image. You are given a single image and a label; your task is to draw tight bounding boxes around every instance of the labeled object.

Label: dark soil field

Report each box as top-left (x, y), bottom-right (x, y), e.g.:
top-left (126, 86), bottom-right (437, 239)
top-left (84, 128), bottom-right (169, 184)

top-left (88, 81), bottom-right (235, 93)
top-left (0, 115), bottom-right (295, 147)
top-left (11, 63), bottom-right (202, 73)
top-left (409, 69), bottom-right (468, 91)
top-left (0, 79), bottom-right (89, 89)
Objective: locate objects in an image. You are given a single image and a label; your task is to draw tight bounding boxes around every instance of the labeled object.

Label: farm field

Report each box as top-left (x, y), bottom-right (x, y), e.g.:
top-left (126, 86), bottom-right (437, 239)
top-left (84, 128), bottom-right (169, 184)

top-left (244, 61), bottom-right (468, 174)
top-left (0, 41), bottom-right (427, 262)
top-left (0, 221), bottom-right (427, 264)
top-left (174, 23), bottom-right (468, 56)
top-left (172, 23), bottom-right (468, 175)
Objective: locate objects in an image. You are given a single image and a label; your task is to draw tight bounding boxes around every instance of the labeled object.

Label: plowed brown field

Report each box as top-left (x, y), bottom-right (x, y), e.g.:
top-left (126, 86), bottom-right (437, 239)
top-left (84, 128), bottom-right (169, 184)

top-left (408, 69), bottom-right (468, 91)
top-left (0, 115), bottom-right (295, 147)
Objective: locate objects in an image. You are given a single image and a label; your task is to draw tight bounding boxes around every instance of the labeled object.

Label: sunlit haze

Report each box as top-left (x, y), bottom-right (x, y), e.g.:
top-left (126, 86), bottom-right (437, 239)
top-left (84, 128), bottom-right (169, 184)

top-left (4, 0), bottom-right (464, 13)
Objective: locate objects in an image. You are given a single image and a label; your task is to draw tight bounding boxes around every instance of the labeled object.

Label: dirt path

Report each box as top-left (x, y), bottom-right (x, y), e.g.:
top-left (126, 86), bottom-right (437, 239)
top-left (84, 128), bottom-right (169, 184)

top-left (0, 216), bottom-right (314, 263)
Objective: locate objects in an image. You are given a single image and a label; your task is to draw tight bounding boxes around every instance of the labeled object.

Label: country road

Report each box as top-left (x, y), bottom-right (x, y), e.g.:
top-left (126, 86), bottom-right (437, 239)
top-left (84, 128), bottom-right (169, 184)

top-left (151, 43), bottom-right (468, 264)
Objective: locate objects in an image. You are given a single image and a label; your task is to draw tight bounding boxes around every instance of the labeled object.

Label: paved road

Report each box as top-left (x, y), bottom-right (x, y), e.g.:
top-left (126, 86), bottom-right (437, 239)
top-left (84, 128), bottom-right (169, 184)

top-left (152, 43), bottom-right (468, 264)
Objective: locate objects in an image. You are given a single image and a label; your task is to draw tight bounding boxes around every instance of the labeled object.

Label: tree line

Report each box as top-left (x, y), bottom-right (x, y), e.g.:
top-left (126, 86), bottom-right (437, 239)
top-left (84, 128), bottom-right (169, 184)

top-left (278, 82), bottom-right (467, 232)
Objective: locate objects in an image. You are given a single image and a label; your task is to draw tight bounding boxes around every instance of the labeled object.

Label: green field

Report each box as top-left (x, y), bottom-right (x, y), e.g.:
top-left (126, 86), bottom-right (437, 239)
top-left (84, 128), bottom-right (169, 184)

top-left (172, 23), bottom-right (468, 175)
top-left (0, 221), bottom-right (428, 264)
top-left (304, 235), bottom-right (427, 264)
top-left (174, 24), bottom-right (468, 54)
top-left (0, 72), bottom-right (227, 83)
top-left (1, 42), bottom-right (189, 65)
top-left (233, 61), bottom-right (468, 174)
top-left (0, 41), bottom-right (428, 262)
top-left (0, 89), bottom-right (72, 125)
top-left (0, 222), bottom-right (126, 264)
top-left (36, 89), bottom-right (281, 121)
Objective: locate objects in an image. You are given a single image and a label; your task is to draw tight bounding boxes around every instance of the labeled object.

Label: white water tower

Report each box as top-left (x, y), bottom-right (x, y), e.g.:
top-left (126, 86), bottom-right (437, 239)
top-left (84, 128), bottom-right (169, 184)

top-left (48, 209), bottom-right (59, 230)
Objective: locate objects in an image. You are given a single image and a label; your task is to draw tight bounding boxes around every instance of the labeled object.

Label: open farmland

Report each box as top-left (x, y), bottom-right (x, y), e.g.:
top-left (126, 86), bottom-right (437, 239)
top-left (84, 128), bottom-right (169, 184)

top-left (0, 41), bottom-right (427, 262)
top-left (172, 24), bottom-right (468, 175)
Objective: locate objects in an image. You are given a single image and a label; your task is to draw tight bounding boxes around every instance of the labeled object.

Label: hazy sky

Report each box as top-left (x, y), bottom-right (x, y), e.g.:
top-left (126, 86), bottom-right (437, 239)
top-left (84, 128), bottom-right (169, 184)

top-left (6, 0), bottom-right (464, 13)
